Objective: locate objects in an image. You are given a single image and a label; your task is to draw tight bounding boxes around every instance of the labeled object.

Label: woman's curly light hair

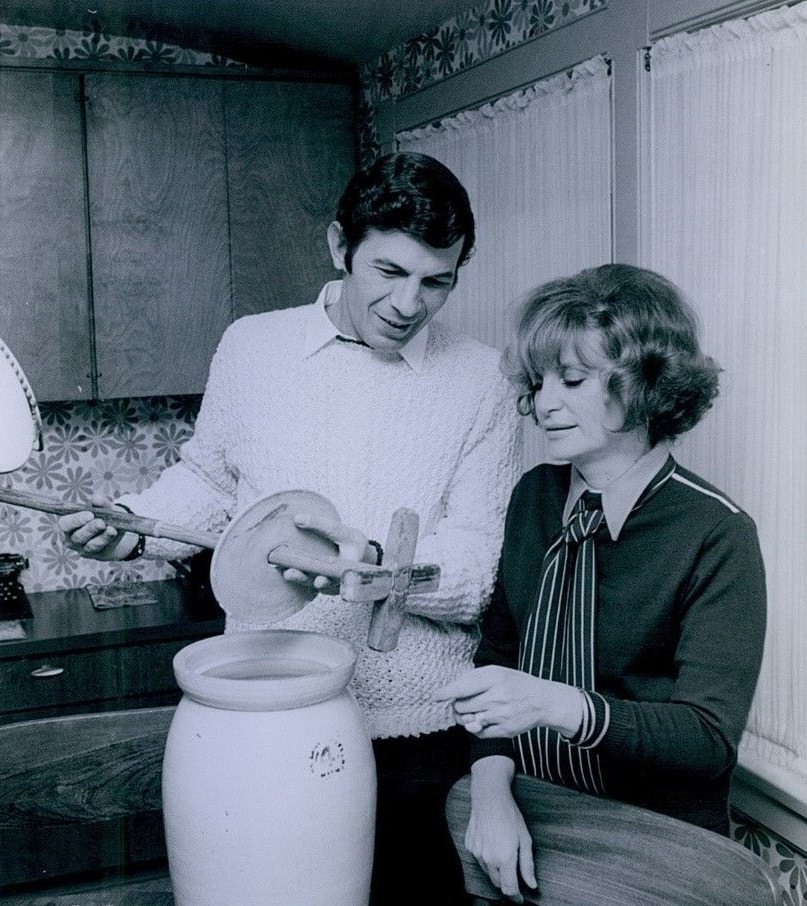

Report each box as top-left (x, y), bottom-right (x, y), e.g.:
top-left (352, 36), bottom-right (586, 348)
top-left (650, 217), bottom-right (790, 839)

top-left (500, 264), bottom-right (721, 446)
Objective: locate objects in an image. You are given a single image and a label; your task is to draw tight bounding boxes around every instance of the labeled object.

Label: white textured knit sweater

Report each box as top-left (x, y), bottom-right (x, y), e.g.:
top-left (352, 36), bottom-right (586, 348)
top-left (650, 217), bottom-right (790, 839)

top-left (122, 283), bottom-right (522, 738)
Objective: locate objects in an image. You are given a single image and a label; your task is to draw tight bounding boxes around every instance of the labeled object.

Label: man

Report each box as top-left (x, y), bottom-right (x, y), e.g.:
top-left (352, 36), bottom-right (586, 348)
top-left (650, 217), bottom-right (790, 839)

top-left (60, 151), bottom-right (522, 905)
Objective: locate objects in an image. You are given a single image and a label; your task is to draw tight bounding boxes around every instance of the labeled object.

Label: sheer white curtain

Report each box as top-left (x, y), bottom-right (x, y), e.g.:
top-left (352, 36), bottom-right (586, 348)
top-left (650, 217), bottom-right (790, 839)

top-left (397, 57), bottom-right (612, 466)
top-left (639, 3), bottom-right (807, 801)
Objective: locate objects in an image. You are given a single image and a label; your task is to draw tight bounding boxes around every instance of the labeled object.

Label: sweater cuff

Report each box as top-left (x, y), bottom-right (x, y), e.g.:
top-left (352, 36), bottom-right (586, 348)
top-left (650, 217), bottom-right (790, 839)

top-left (568, 690), bottom-right (610, 749)
top-left (470, 735), bottom-right (514, 764)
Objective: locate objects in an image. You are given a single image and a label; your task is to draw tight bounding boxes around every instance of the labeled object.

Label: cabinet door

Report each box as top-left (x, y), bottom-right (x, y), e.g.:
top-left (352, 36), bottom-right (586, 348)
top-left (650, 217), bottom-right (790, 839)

top-left (225, 81), bottom-right (356, 318)
top-left (85, 74), bottom-right (232, 398)
top-left (0, 71), bottom-right (91, 401)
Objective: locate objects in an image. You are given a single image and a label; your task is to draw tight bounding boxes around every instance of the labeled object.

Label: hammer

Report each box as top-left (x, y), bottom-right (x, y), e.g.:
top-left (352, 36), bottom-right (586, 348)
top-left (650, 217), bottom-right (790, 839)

top-left (0, 487), bottom-right (437, 651)
top-left (245, 507), bottom-right (430, 651)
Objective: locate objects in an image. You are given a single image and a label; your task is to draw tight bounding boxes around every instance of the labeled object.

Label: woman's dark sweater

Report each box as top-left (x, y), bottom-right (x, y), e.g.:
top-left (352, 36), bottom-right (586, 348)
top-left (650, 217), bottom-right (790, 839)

top-left (472, 457), bottom-right (767, 834)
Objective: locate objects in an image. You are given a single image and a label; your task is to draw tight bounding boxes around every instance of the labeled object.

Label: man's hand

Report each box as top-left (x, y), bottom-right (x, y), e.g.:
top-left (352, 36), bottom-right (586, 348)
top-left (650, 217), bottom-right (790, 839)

top-left (58, 494), bottom-right (141, 561)
top-left (435, 665), bottom-right (584, 739)
top-left (280, 512), bottom-right (374, 593)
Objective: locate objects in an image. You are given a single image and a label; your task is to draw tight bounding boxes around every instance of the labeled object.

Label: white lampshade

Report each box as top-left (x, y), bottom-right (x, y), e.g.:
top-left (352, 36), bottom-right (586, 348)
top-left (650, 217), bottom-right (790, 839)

top-left (0, 337), bottom-right (41, 473)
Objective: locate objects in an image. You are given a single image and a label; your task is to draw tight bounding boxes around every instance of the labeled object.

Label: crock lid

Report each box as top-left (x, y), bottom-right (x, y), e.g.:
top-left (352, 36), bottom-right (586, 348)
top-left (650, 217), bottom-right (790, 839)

top-left (210, 489), bottom-right (342, 625)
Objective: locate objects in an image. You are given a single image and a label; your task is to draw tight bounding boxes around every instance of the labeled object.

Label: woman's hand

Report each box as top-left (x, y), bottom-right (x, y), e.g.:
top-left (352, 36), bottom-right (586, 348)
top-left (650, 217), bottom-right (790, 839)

top-left (436, 665), bottom-right (584, 739)
top-left (281, 512), bottom-right (374, 594)
top-left (467, 757), bottom-right (537, 903)
top-left (57, 494), bottom-right (141, 561)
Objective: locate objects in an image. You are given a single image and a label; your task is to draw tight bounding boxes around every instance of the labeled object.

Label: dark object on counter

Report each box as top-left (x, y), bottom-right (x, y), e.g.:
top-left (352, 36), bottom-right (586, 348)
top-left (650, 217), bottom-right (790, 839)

top-left (0, 553), bottom-right (33, 620)
top-left (87, 582), bottom-right (161, 611)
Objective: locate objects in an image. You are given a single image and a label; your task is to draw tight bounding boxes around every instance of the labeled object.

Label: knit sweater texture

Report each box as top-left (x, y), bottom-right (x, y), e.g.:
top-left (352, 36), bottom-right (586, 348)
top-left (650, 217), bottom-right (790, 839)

top-left (121, 290), bottom-right (522, 738)
top-left (472, 458), bottom-right (766, 833)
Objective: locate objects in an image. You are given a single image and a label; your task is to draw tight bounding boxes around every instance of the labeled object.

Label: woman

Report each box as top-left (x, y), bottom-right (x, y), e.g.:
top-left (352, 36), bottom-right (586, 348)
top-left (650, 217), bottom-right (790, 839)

top-left (437, 263), bottom-right (766, 902)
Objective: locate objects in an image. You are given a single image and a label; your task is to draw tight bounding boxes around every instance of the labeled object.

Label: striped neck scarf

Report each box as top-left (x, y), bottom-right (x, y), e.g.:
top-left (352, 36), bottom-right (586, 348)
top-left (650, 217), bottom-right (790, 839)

top-left (516, 490), bottom-right (607, 794)
top-left (515, 463), bottom-right (677, 795)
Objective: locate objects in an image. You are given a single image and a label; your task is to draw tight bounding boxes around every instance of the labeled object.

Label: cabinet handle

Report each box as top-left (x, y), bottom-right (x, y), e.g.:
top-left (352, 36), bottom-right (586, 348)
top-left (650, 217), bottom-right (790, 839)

top-left (30, 664), bottom-right (65, 678)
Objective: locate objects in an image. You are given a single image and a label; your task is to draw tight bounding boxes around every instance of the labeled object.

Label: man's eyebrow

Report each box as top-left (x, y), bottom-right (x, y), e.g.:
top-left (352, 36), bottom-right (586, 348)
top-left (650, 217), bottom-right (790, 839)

top-left (372, 257), bottom-right (455, 281)
top-left (371, 257), bottom-right (407, 271)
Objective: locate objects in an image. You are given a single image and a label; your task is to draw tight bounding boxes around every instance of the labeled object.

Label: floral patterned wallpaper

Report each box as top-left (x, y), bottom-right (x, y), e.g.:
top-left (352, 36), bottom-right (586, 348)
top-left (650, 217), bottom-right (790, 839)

top-left (0, 4), bottom-right (805, 895)
top-left (0, 397), bottom-right (201, 591)
top-left (357, 0), bottom-right (608, 161)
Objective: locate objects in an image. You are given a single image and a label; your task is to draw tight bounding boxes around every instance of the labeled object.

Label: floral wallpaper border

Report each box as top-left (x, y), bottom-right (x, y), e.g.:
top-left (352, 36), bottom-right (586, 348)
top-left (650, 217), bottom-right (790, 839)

top-left (357, 0), bottom-right (608, 161)
top-left (731, 810), bottom-right (806, 904)
top-left (0, 16), bottom-right (247, 68)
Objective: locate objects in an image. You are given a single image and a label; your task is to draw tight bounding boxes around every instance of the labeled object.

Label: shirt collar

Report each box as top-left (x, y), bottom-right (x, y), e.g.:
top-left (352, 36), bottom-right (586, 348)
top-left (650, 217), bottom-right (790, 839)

top-left (563, 443), bottom-right (672, 540)
top-left (302, 280), bottom-right (429, 371)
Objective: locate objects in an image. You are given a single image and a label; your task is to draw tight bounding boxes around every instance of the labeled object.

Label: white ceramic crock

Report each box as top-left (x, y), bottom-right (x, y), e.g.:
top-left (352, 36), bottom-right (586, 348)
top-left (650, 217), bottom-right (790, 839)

top-left (162, 630), bottom-right (376, 906)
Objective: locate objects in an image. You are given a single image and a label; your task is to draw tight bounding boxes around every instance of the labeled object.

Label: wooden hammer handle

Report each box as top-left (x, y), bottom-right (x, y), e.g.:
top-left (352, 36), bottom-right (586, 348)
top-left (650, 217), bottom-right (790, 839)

top-left (268, 543), bottom-right (440, 603)
top-left (267, 543), bottom-right (391, 584)
top-left (0, 486), bottom-right (219, 549)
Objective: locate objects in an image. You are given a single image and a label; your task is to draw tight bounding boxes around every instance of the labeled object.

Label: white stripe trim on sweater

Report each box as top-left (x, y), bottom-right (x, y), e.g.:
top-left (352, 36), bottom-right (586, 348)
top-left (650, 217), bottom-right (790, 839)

top-left (671, 472), bottom-right (740, 513)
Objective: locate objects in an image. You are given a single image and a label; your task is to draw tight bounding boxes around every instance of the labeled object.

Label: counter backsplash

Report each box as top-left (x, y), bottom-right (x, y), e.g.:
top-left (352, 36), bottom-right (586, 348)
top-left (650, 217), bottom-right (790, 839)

top-left (0, 396), bottom-right (201, 592)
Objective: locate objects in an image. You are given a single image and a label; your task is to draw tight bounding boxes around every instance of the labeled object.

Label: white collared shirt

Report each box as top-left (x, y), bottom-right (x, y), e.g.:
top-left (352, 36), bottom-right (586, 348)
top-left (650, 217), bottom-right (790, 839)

top-left (563, 443), bottom-right (672, 540)
top-left (302, 280), bottom-right (429, 372)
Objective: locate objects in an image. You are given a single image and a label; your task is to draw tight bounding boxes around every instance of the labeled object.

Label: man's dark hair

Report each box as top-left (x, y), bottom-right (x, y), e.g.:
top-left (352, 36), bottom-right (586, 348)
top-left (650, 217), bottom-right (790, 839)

top-left (335, 152), bottom-right (475, 271)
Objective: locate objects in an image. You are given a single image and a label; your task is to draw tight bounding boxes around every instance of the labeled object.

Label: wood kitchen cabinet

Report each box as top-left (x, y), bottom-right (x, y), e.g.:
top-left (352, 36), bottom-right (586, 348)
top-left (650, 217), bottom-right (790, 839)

top-left (0, 66), bottom-right (356, 402)
top-left (225, 79), bottom-right (356, 318)
top-left (1, 645), bottom-right (120, 718)
top-left (0, 579), bottom-right (224, 724)
top-left (85, 74), bottom-right (233, 398)
top-left (0, 70), bottom-right (92, 400)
